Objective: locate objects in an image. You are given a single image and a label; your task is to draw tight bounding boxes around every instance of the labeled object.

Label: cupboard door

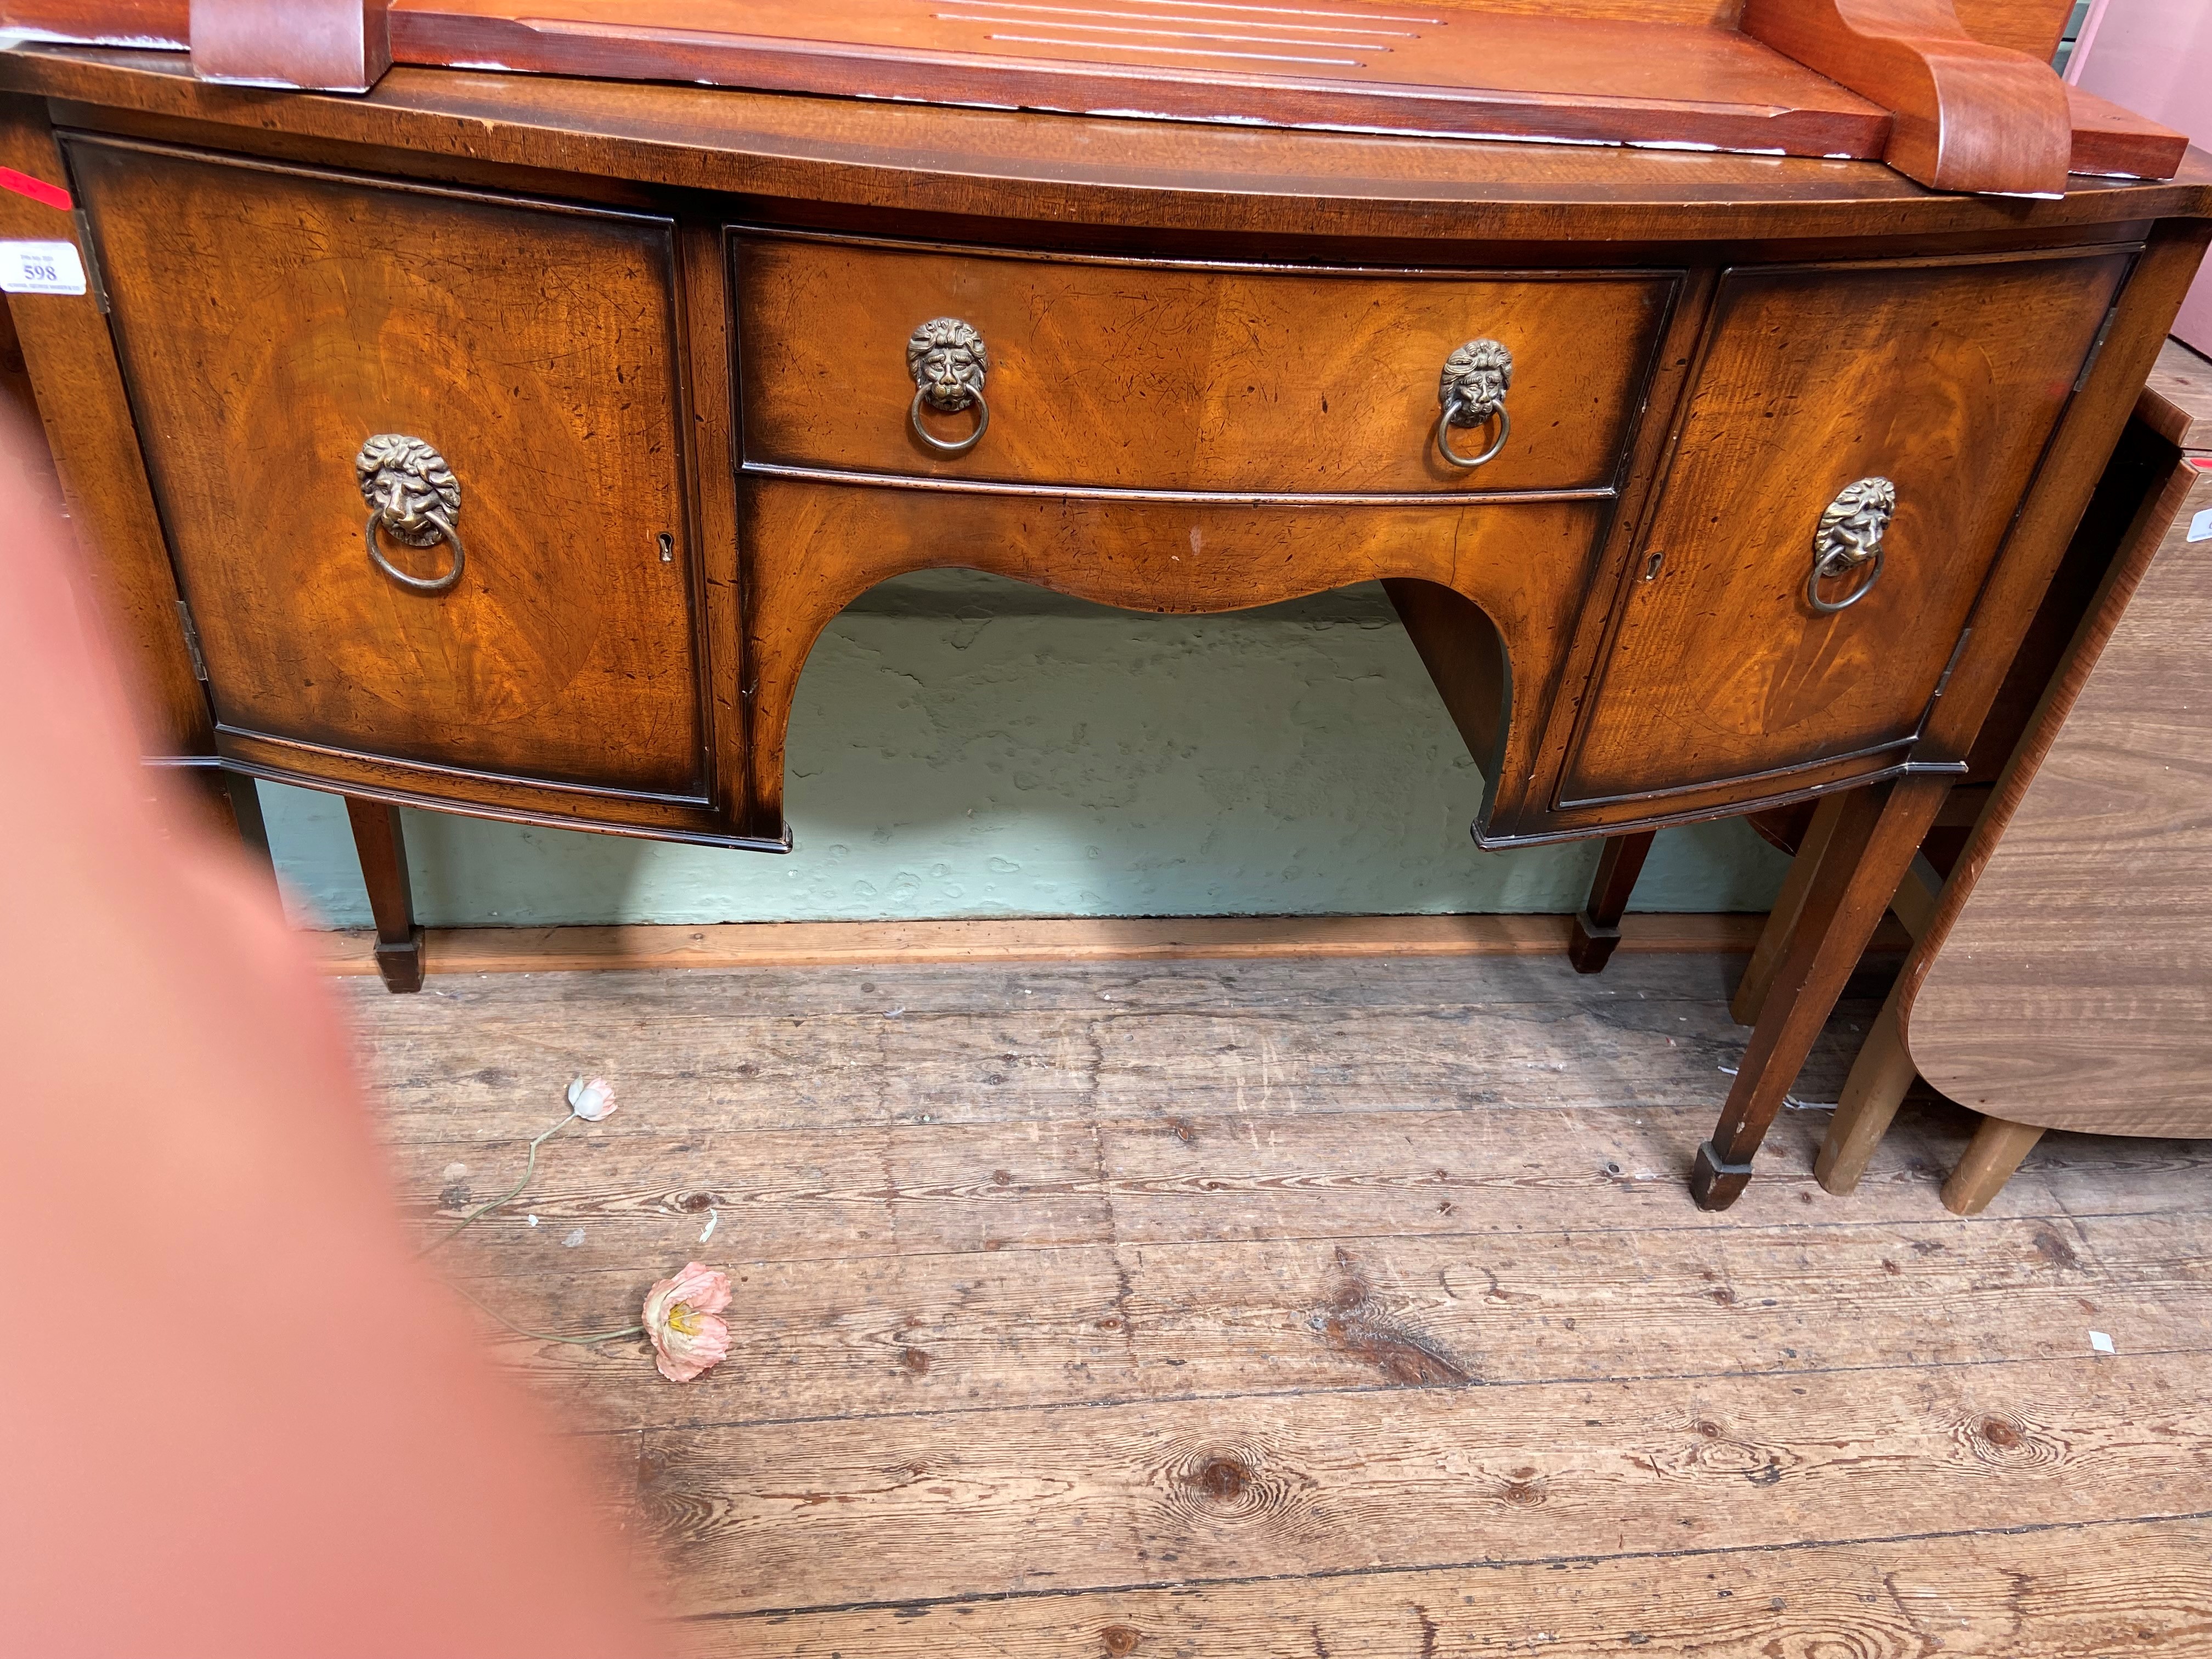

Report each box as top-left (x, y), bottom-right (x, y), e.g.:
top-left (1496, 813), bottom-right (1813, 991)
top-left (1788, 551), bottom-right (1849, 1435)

top-left (70, 137), bottom-right (707, 802)
top-left (1560, 249), bottom-right (2132, 808)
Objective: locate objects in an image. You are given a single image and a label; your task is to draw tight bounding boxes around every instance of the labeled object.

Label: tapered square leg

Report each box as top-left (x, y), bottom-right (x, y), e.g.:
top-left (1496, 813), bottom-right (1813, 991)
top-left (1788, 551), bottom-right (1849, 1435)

top-left (345, 795), bottom-right (424, 994)
top-left (1731, 793), bottom-right (1848, 1026)
top-left (1692, 777), bottom-right (1950, 1210)
top-left (1567, 829), bottom-right (1655, 974)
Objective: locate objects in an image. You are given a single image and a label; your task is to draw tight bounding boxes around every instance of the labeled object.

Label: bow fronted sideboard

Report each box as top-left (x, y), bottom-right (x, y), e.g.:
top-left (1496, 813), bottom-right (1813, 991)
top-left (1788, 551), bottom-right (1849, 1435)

top-left (0, 0), bottom-right (2204, 1206)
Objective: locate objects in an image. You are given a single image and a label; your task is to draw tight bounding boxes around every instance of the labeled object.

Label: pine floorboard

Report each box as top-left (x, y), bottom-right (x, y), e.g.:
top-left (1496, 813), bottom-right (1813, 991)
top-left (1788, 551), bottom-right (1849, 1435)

top-left (341, 952), bottom-right (2212, 1656)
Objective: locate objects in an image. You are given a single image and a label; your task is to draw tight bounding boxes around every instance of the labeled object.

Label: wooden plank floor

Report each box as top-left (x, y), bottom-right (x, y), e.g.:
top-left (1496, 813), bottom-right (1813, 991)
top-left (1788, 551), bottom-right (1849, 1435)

top-left (346, 952), bottom-right (2212, 1657)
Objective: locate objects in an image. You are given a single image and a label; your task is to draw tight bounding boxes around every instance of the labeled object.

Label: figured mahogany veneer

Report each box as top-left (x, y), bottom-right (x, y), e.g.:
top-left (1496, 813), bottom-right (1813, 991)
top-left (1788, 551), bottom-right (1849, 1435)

top-left (736, 233), bottom-right (1675, 495)
top-left (67, 136), bottom-right (721, 828)
top-left (1563, 248), bottom-right (2130, 808)
top-left (1, 40), bottom-right (2205, 1212)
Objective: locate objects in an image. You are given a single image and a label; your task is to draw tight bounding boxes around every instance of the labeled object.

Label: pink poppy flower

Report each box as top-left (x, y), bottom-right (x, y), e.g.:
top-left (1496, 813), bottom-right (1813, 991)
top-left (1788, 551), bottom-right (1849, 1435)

top-left (642, 1262), bottom-right (732, 1383)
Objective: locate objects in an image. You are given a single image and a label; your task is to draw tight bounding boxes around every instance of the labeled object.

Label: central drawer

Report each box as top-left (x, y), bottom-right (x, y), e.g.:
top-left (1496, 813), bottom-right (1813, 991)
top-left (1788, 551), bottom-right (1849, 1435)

top-left (733, 232), bottom-right (1679, 495)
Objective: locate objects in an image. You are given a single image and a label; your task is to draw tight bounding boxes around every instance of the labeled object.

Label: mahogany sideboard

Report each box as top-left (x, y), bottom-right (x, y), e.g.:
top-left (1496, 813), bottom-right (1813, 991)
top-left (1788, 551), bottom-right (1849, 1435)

top-left (0, 38), bottom-right (2205, 1207)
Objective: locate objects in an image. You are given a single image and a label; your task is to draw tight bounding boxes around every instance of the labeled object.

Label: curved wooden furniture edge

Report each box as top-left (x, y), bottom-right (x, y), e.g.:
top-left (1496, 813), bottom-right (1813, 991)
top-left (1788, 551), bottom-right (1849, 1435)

top-left (1892, 450), bottom-right (2208, 1075)
top-left (1742, 0), bottom-right (2073, 196)
top-left (3, 46), bottom-right (2209, 244)
top-left (2138, 337), bottom-right (2212, 452)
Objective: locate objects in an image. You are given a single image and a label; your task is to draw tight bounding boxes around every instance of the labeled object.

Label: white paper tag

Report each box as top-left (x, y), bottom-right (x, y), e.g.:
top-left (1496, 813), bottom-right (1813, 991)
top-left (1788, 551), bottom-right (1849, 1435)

top-left (2190, 506), bottom-right (2212, 545)
top-left (0, 240), bottom-right (85, 296)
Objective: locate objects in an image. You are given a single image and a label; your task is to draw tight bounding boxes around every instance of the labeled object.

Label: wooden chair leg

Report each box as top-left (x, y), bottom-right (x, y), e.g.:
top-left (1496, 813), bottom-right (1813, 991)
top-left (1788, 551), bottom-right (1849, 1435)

top-left (1691, 776), bottom-right (1950, 1211)
top-left (1941, 1117), bottom-right (2045, 1216)
top-left (1815, 974), bottom-right (1917, 1194)
top-left (345, 795), bottom-right (424, 994)
top-left (1567, 830), bottom-right (1655, 973)
top-left (1730, 792), bottom-right (1848, 1026)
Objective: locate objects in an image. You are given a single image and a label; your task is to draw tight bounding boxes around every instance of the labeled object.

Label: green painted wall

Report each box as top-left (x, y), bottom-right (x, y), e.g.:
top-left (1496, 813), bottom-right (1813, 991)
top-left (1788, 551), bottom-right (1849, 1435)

top-left (263, 574), bottom-right (1790, 929)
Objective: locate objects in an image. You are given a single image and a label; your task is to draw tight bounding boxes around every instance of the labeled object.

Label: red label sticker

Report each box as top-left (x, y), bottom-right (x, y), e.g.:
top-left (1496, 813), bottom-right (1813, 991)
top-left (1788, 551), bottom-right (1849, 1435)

top-left (0, 167), bottom-right (73, 213)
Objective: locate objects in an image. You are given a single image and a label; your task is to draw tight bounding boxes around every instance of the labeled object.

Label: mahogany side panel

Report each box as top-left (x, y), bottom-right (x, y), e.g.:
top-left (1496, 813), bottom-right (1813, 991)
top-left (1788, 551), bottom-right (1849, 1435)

top-left (0, 95), bottom-right (210, 759)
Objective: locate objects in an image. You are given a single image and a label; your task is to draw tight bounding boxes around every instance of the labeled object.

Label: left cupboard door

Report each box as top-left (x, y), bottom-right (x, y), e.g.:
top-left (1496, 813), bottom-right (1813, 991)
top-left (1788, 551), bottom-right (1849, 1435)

top-left (67, 137), bottom-right (716, 827)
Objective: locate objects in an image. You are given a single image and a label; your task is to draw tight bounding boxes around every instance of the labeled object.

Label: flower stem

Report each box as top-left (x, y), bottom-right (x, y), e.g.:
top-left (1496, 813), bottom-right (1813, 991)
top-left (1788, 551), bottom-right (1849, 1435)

top-left (448, 1278), bottom-right (645, 1347)
top-left (419, 1110), bottom-right (578, 1258)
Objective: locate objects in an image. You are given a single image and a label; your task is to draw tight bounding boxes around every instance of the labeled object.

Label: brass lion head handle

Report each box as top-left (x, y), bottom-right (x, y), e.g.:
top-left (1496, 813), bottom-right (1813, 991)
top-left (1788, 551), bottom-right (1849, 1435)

top-left (1436, 338), bottom-right (1513, 470)
top-left (1807, 476), bottom-right (1896, 614)
top-left (356, 433), bottom-right (465, 595)
top-left (906, 317), bottom-right (990, 458)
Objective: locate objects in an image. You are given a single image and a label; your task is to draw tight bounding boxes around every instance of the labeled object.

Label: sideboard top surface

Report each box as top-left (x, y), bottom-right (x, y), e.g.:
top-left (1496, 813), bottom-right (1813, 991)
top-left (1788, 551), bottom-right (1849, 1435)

top-left (4, 46), bottom-right (2208, 246)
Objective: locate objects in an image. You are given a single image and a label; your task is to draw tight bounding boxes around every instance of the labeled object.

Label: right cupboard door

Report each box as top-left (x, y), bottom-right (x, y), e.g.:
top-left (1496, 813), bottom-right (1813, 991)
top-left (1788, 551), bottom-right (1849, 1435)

top-left (1559, 249), bottom-right (2132, 810)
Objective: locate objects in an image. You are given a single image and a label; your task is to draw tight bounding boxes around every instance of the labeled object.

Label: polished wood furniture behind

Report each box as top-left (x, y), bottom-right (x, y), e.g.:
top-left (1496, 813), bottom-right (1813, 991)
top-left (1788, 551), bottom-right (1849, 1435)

top-left (0, 36), bottom-right (2203, 1208)
top-left (5, 0), bottom-right (2187, 193)
top-left (1814, 340), bottom-right (2212, 1212)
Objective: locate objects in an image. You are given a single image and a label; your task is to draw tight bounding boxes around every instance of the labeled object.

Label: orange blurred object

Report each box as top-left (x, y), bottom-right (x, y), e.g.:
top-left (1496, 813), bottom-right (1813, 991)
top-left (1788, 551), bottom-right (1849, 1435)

top-left (0, 406), bottom-right (659, 1657)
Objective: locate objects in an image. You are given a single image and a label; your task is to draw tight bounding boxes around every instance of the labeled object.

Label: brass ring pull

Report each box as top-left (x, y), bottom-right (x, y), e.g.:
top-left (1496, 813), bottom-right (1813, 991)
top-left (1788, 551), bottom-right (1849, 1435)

top-left (363, 506), bottom-right (466, 596)
top-left (1436, 398), bottom-right (1511, 469)
top-left (909, 383), bottom-right (990, 457)
top-left (357, 433), bottom-right (466, 596)
top-left (1806, 476), bottom-right (1896, 616)
top-left (1436, 338), bottom-right (1513, 471)
top-left (907, 316), bottom-right (990, 458)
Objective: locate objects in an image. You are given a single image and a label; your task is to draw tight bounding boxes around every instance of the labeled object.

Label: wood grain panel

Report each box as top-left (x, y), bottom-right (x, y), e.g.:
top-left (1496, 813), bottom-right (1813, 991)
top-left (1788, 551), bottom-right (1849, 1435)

top-left (633, 1352), bottom-right (2210, 1615)
top-left (341, 945), bottom-right (2212, 1656)
top-left (8, 50), bottom-right (2210, 251)
top-left (671, 1518), bottom-right (2212, 1658)
top-left (1741, 0), bottom-right (2074, 195)
top-left (735, 233), bottom-right (1675, 495)
top-left (66, 134), bottom-right (709, 798)
top-left (1562, 249), bottom-right (2131, 806)
top-left (1951, 0), bottom-right (2073, 60)
top-left (1909, 462), bottom-right (2212, 1132)
top-left (0, 0), bottom-right (2081, 54)
top-left (410, 1201), bottom-right (2212, 1432)
top-left (390, 0), bottom-right (1895, 162)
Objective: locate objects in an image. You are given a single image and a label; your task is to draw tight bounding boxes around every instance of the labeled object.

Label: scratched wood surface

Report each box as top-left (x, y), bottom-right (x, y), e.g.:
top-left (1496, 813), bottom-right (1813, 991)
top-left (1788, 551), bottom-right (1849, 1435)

top-left (347, 953), bottom-right (2212, 1655)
